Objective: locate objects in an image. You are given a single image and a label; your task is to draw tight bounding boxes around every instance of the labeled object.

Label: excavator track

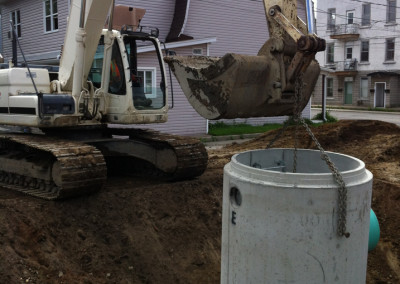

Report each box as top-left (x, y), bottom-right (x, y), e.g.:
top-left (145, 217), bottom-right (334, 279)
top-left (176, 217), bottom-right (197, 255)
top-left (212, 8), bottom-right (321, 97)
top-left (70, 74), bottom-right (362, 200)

top-left (104, 128), bottom-right (208, 180)
top-left (0, 133), bottom-right (107, 200)
top-left (0, 127), bottom-right (207, 200)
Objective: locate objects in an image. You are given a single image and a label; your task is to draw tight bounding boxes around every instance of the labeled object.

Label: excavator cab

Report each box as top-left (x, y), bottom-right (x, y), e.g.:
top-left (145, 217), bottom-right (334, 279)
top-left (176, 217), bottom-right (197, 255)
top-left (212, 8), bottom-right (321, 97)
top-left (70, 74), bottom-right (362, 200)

top-left (88, 29), bottom-right (169, 124)
top-left (123, 33), bottom-right (166, 110)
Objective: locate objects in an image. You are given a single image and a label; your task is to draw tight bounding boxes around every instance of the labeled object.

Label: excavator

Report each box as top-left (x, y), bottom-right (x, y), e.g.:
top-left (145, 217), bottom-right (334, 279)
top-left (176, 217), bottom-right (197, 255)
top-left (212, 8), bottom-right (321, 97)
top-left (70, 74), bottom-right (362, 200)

top-left (0, 0), bottom-right (324, 200)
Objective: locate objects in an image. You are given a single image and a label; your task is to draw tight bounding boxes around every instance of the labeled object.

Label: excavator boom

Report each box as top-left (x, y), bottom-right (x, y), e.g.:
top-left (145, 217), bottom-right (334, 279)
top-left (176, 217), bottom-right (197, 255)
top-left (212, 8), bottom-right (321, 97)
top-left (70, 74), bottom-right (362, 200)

top-left (59, 0), bottom-right (114, 92)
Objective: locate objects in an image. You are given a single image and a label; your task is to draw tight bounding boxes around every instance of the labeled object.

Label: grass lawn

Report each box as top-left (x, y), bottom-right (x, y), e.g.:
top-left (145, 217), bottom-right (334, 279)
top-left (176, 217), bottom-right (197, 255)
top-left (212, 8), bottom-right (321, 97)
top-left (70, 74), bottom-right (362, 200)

top-left (208, 122), bottom-right (282, 136)
top-left (207, 114), bottom-right (330, 137)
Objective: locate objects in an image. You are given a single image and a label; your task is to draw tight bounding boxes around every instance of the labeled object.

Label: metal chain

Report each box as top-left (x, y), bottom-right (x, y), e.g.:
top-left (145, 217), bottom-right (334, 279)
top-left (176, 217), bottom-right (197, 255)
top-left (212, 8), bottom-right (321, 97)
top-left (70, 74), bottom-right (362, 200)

top-left (294, 73), bottom-right (349, 238)
top-left (265, 72), bottom-right (349, 237)
top-left (292, 116), bottom-right (298, 173)
top-left (292, 75), bottom-right (304, 173)
top-left (299, 118), bottom-right (350, 238)
top-left (266, 119), bottom-right (289, 149)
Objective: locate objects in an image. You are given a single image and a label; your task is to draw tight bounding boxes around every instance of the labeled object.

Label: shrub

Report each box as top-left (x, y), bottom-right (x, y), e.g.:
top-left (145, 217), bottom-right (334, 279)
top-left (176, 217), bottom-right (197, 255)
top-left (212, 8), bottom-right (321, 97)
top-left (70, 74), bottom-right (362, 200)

top-left (312, 111), bottom-right (338, 123)
top-left (284, 116), bottom-right (314, 126)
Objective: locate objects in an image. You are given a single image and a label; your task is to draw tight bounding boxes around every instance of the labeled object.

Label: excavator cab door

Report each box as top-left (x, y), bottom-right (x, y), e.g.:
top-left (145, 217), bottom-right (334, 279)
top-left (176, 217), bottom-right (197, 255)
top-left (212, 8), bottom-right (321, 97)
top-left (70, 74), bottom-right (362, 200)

top-left (123, 34), bottom-right (167, 110)
top-left (88, 32), bottom-right (168, 124)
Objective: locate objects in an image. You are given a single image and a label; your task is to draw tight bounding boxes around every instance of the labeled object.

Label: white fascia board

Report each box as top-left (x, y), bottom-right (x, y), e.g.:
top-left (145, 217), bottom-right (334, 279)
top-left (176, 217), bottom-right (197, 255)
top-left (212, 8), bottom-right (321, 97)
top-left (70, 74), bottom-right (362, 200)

top-left (320, 67), bottom-right (335, 73)
top-left (138, 37), bottom-right (217, 53)
top-left (16, 50), bottom-right (60, 64)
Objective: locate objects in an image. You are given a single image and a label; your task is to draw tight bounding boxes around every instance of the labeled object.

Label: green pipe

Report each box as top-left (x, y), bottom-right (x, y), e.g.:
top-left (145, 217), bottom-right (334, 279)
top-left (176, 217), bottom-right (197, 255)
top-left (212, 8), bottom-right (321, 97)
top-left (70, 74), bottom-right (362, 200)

top-left (368, 209), bottom-right (380, 252)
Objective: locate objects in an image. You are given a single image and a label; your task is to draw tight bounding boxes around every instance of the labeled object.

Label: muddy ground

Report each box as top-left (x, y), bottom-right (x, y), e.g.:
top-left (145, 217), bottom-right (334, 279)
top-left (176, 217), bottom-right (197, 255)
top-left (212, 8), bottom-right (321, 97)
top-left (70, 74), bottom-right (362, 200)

top-left (0, 120), bottom-right (399, 283)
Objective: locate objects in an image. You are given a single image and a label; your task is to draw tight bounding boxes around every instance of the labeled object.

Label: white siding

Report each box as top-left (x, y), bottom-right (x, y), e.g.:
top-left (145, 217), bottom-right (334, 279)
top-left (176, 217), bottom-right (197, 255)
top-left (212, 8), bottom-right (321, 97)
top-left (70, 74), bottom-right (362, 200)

top-left (184, 0), bottom-right (310, 126)
top-left (1, 0), bottom-right (175, 63)
top-left (316, 0), bottom-right (400, 70)
top-left (137, 44), bottom-right (208, 136)
top-left (185, 0), bottom-right (268, 56)
top-left (1, 0), bottom-right (68, 62)
top-left (185, 0), bottom-right (307, 56)
top-left (315, 0), bottom-right (400, 108)
top-left (116, 0), bottom-right (175, 42)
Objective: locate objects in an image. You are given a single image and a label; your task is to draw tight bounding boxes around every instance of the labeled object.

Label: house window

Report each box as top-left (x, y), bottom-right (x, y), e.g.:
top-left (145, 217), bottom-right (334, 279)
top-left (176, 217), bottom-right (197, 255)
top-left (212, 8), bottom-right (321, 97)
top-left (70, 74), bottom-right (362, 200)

top-left (347, 11), bottom-right (354, 25)
top-left (327, 8), bottom-right (336, 30)
top-left (192, 48), bottom-right (203, 56)
top-left (387, 0), bottom-right (396, 23)
top-left (10, 10), bottom-right (21, 38)
top-left (137, 68), bottom-right (156, 98)
top-left (44, 0), bottom-right (58, 32)
top-left (346, 46), bottom-right (353, 60)
top-left (360, 78), bottom-right (369, 99)
top-left (326, 78), bottom-right (334, 98)
top-left (385, 38), bottom-right (395, 61)
top-left (360, 41), bottom-right (369, 62)
top-left (326, 43), bottom-right (334, 64)
top-left (362, 4), bottom-right (371, 26)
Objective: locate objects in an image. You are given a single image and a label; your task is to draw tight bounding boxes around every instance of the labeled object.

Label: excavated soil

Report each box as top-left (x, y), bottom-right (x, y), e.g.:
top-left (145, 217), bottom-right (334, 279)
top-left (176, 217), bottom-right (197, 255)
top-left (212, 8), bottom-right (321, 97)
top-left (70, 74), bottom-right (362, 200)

top-left (0, 120), bottom-right (399, 283)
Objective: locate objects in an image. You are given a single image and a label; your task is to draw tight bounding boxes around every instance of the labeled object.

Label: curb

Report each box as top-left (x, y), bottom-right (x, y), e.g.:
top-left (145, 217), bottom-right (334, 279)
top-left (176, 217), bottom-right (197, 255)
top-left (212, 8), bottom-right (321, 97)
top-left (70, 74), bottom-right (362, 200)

top-left (200, 133), bottom-right (261, 143)
top-left (311, 107), bottom-right (400, 115)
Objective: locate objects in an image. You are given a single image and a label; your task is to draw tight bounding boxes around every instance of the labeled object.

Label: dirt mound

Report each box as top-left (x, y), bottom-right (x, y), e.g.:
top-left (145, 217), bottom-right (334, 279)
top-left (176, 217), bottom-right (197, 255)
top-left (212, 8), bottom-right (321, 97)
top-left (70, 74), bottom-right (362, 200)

top-left (0, 120), bottom-right (399, 283)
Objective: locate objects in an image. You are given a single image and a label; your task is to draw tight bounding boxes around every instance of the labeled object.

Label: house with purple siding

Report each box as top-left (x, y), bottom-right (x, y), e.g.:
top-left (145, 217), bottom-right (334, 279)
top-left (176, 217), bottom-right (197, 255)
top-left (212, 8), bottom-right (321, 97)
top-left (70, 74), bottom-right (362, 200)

top-left (0, 0), bottom-right (311, 135)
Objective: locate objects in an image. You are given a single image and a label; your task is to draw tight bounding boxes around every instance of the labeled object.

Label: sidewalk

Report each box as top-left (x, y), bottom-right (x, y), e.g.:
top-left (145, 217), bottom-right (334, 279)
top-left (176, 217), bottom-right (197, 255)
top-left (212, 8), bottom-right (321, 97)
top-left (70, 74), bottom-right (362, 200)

top-left (200, 133), bottom-right (261, 148)
top-left (312, 105), bottom-right (400, 114)
top-left (200, 105), bottom-right (400, 146)
top-left (200, 133), bottom-right (260, 143)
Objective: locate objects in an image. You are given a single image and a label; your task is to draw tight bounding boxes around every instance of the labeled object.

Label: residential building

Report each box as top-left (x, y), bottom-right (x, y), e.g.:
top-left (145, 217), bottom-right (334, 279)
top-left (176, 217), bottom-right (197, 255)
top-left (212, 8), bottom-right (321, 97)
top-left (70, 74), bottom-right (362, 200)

top-left (314, 0), bottom-right (400, 108)
top-left (0, 0), bottom-right (310, 135)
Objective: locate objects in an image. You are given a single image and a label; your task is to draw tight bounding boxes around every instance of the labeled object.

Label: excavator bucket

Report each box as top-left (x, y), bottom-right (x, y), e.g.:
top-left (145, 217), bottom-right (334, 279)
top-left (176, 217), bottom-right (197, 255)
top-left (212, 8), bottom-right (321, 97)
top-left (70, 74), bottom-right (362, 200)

top-left (164, 0), bottom-right (324, 120)
top-left (164, 52), bottom-right (320, 120)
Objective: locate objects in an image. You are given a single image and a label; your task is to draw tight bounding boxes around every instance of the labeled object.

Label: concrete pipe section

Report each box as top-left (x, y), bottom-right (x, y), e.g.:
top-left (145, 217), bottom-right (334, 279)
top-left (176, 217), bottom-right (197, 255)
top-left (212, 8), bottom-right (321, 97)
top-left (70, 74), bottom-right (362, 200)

top-left (222, 148), bottom-right (373, 284)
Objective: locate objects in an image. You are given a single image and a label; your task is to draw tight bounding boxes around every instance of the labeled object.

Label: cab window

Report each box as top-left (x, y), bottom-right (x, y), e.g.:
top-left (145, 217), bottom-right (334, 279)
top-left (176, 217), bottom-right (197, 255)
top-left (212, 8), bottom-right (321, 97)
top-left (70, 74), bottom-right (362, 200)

top-left (109, 40), bottom-right (126, 95)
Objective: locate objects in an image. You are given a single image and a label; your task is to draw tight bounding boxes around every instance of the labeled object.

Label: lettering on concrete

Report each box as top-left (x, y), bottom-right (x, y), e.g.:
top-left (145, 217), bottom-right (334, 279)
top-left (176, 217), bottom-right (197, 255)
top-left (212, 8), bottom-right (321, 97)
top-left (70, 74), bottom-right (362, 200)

top-left (231, 210), bottom-right (237, 225)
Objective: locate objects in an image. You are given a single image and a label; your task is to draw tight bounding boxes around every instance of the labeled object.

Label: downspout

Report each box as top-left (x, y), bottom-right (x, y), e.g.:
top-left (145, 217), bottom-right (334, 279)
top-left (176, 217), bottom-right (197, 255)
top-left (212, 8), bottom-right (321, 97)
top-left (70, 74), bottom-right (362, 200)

top-left (72, 0), bottom-right (87, 98)
top-left (11, 22), bottom-right (17, 66)
top-left (206, 40), bottom-right (209, 134)
top-left (178, 0), bottom-right (191, 37)
top-left (322, 74), bottom-right (326, 122)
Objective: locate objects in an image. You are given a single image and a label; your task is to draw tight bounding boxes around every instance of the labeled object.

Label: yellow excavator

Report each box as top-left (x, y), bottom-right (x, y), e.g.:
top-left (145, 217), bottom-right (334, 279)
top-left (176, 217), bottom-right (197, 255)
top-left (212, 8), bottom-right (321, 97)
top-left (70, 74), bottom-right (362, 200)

top-left (0, 0), bottom-right (324, 200)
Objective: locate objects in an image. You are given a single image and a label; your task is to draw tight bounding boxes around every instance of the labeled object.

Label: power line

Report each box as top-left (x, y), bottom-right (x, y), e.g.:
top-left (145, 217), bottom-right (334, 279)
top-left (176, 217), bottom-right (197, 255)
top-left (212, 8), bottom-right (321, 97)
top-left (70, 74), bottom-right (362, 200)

top-left (349, 0), bottom-right (400, 9)
top-left (196, 0), bottom-right (400, 42)
top-left (314, 6), bottom-right (400, 34)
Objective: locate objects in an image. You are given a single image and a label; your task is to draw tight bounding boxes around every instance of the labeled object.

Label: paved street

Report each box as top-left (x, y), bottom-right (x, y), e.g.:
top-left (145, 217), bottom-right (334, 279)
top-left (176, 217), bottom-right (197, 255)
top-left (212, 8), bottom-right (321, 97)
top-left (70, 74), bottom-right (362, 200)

top-left (311, 108), bottom-right (400, 126)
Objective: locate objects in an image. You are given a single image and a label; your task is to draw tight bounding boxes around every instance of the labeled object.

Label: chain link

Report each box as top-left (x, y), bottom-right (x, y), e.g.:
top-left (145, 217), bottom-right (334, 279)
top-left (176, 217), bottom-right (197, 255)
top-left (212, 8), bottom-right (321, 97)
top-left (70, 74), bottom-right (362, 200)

top-left (292, 75), bottom-right (304, 173)
top-left (295, 74), bottom-right (349, 238)
top-left (266, 119), bottom-right (289, 149)
top-left (267, 73), bottom-right (349, 238)
top-left (299, 118), bottom-right (350, 238)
